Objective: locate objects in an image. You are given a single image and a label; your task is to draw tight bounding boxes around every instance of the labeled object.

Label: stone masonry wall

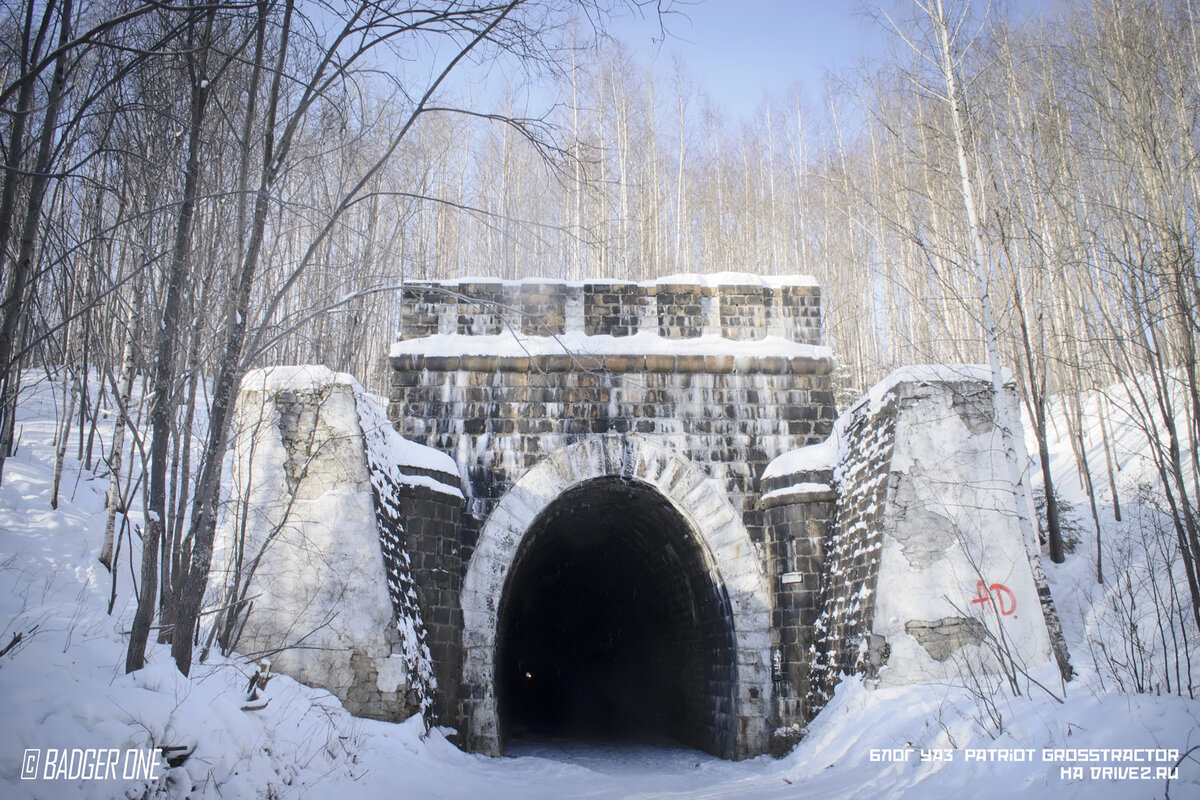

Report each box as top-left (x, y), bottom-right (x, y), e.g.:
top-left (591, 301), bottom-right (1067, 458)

top-left (217, 368), bottom-right (466, 727)
top-left (868, 375), bottom-right (1055, 686)
top-left (397, 277), bottom-right (823, 345)
top-left (806, 392), bottom-right (898, 715)
top-left (773, 370), bottom-right (1058, 725)
top-left (390, 276), bottom-right (835, 578)
top-left (395, 481), bottom-right (464, 724)
top-left (390, 355), bottom-right (834, 562)
top-left (583, 282), bottom-right (641, 336)
top-left (759, 467), bottom-right (837, 750)
top-left (368, 469), bottom-right (438, 721)
top-left (217, 375), bottom-right (410, 723)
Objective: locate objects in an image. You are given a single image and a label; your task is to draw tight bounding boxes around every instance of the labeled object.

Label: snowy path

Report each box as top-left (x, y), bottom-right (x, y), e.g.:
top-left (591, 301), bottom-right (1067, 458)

top-left (330, 695), bottom-right (1199, 800)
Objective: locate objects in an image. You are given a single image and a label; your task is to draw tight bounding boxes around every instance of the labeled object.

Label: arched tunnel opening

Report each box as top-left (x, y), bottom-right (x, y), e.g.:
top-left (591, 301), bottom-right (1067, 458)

top-left (496, 477), bottom-right (738, 758)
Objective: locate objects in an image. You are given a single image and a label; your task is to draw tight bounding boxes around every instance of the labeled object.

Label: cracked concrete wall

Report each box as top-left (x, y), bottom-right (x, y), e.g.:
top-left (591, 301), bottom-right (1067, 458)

top-left (870, 378), bottom-right (1054, 685)
top-left (796, 370), bottom-right (1056, 713)
top-left (214, 374), bottom-right (413, 722)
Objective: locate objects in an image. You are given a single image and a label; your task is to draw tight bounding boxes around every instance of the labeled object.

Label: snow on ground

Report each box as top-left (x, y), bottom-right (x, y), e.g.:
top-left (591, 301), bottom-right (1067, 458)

top-left (1, 375), bottom-right (1198, 798)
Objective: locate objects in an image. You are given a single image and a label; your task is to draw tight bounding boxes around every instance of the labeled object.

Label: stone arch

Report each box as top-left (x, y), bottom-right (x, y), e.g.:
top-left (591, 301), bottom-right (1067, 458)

top-left (460, 435), bottom-right (772, 759)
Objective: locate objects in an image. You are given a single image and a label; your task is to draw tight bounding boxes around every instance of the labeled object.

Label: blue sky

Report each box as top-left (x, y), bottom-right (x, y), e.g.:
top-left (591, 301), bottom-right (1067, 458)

top-left (610, 1), bottom-right (883, 118)
top-left (607, 0), bottom-right (1055, 122)
top-left (424, 0), bottom-right (1057, 123)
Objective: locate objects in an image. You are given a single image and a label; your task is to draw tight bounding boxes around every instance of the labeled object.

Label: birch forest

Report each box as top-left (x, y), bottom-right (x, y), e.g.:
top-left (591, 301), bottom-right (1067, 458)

top-left (1, 0), bottom-right (1197, 680)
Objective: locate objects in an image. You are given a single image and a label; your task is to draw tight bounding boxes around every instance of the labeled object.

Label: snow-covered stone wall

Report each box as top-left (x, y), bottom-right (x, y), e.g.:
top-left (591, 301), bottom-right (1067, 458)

top-left (762, 400), bottom-right (882, 743)
top-left (804, 388), bottom-right (897, 709)
top-left (389, 275), bottom-right (836, 578)
top-left (763, 366), bottom-right (1057, 725)
top-left (214, 367), bottom-right (464, 724)
top-left (867, 370), bottom-right (1054, 685)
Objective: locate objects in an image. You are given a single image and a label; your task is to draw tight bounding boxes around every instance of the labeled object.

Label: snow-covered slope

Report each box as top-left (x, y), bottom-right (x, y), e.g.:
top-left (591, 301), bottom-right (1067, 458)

top-left (0, 376), bottom-right (1197, 799)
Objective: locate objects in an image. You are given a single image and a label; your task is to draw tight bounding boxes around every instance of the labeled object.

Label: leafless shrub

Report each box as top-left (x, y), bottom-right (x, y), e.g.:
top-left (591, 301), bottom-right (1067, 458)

top-left (1087, 486), bottom-right (1196, 698)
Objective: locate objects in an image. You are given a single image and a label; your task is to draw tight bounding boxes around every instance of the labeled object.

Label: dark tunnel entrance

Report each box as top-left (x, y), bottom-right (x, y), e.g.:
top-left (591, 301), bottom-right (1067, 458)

top-left (496, 477), bottom-right (738, 758)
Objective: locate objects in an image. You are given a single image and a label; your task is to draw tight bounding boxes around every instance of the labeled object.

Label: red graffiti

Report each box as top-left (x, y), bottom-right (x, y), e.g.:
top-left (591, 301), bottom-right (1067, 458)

top-left (970, 580), bottom-right (1017, 617)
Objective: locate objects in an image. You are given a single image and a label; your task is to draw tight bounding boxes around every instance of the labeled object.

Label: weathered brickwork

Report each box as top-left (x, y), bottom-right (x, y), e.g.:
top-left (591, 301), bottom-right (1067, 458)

top-left (655, 282), bottom-right (708, 338)
top-left (583, 282), bottom-right (641, 336)
top-left (390, 355), bottom-right (834, 555)
top-left (390, 278), bottom-right (835, 577)
top-left (368, 470), bottom-right (465, 724)
top-left (770, 284), bottom-right (823, 345)
top-left (516, 282), bottom-right (567, 335)
top-left (760, 469), bottom-right (836, 739)
top-left (398, 285), bottom-right (442, 339)
top-left (456, 282), bottom-right (506, 335)
top-left (768, 374), bottom-right (1063, 725)
top-left (717, 283), bottom-right (768, 340)
top-left (805, 393), bottom-right (897, 714)
top-left (369, 470), bottom-right (437, 721)
top-left (398, 276), bottom-right (824, 345)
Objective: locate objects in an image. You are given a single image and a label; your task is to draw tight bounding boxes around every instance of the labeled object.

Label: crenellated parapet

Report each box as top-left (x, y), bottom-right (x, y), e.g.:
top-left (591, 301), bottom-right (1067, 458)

top-left (396, 273), bottom-right (822, 345)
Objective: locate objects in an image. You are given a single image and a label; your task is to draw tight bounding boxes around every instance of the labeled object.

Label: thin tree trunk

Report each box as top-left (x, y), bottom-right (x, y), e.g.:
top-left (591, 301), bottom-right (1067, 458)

top-left (0, 0), bottom-right (73, 487)
top-left (50, 372), bottom-right (77, 510)
top-left (926, 0), bottom-right (1072, 677)
top-left (101, 325), bottom-right (137, 570)
top-left (1097, 393), bottom-right (1122, 522)
top-left (126, 6), bottom-right (214, 674)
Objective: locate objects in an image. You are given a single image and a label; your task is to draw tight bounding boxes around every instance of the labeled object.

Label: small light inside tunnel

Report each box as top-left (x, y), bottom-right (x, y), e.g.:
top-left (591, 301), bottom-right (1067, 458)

top-left (525, 671), bottom-right (532, 680)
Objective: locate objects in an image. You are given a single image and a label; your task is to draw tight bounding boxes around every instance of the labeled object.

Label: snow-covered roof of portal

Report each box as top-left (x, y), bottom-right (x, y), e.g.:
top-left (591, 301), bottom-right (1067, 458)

top-left (406, 271), bottom-right (819, 289)
top-left (863, 364), bottom-right (1012, 415)
top-left (390, 330), bottom-right (832, 360)
top-left (762, 435), bottom-right (839, 481)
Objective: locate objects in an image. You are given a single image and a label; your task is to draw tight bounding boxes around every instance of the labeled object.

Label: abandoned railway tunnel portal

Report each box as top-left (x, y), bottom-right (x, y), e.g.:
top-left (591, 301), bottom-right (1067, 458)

top-left (403, 275), bottom-right (823, 759)
top-left (223, 273), bottom-right (1061, 763)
